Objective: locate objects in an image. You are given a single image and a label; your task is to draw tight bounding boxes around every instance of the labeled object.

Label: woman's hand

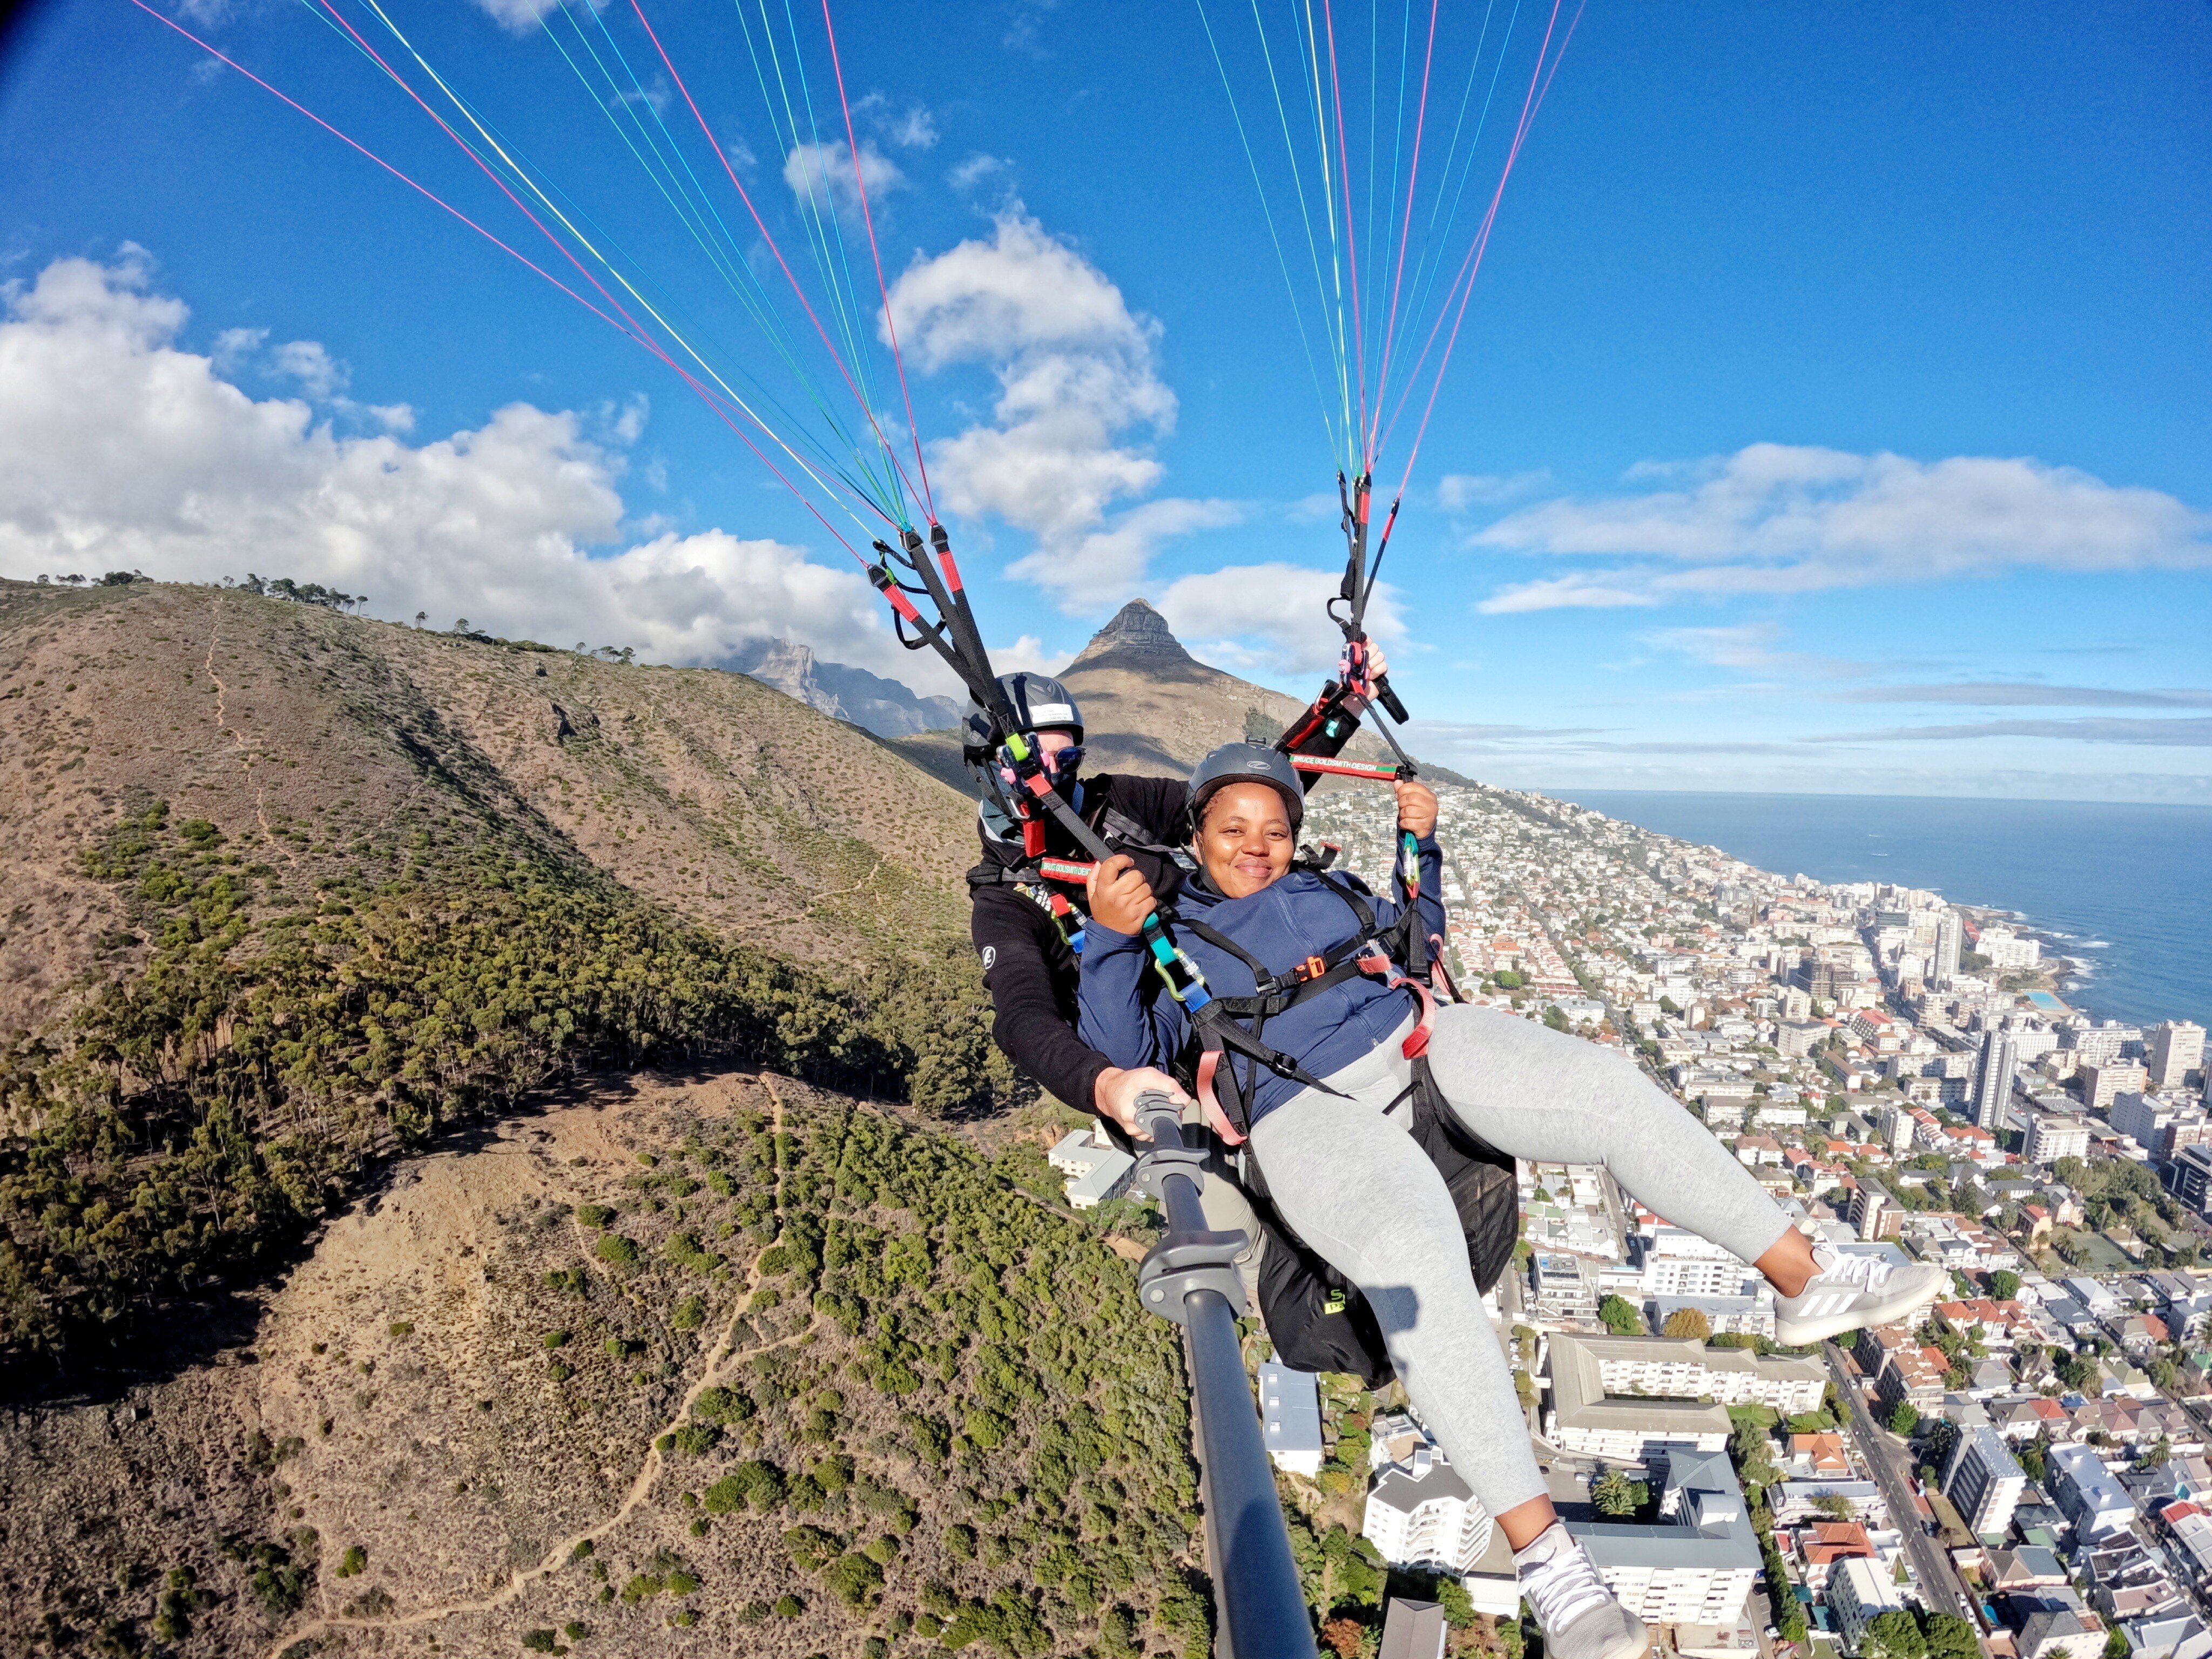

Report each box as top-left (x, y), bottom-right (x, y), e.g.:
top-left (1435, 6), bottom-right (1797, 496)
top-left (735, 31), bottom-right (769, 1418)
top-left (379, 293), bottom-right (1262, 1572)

top-left (1087, 852), bottom-right (1158, 935)
top-left (1395, 778), bottom-right (1438, 839)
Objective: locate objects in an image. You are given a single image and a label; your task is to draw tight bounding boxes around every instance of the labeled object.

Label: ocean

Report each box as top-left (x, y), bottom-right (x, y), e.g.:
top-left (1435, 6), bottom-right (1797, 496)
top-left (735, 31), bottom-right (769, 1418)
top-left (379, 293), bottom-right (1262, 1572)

top-left (1546, 791), bottom-right (2211, 1034)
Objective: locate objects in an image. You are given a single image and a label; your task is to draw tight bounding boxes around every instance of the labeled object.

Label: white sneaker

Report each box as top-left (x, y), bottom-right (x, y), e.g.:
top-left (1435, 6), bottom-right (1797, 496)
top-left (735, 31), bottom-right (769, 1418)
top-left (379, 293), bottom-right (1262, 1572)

top-left (1515, 1523), bottom-right (1650, 1659)
top-left (1773, 1238), bottom-right (1950, 1346)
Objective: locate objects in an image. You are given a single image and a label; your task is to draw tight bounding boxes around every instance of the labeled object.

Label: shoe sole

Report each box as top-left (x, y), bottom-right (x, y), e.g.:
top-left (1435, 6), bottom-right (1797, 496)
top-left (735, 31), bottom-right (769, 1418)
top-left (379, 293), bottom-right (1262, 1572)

top-left (1775, 1274), bottom-right (1947, 1347)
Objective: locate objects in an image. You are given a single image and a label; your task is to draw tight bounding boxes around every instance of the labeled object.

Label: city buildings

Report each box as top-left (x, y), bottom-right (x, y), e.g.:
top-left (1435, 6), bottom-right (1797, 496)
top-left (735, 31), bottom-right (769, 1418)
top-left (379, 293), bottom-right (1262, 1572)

top-left (1258, 1363), bottom-right (1323, 1478)
top-left (1046, 1124), bottom-right (1135, 1209)
top-left (1542, 1334), bottom-right (1825, 1461)
top-left (1568, 1448), bottom-right (1762, 1628)
top-left (2149, 1021), bottom-right (2204, 1092)
top-left (1941, 1426), bottom-right (2027, 1542)
top-left (2081, 1060), bottom-right (2150, 1115)
top-left (2026, 1110), bottom-right (2092, 1166)
top-left (1361, 1444), bottom-right (1494, 1575)
top-left (1827, 1556), bottom-right (1906, 1655)
top-left (2047, 1444), bottom-right (2139, 1541)
top-left (1973, 1028), bottom-right (2019, 1131)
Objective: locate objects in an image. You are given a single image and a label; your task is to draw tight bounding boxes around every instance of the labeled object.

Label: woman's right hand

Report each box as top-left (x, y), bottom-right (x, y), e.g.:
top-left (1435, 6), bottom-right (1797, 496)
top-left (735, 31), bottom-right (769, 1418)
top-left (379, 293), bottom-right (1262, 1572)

top-left (1087, 853), bottom-right (1158, 935)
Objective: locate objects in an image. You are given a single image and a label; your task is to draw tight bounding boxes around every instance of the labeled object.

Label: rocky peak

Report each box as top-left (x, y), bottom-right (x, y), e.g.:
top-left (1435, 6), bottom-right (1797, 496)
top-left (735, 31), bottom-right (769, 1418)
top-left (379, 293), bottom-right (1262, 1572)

top-left (1073, 599), bottom-right (1194, 667)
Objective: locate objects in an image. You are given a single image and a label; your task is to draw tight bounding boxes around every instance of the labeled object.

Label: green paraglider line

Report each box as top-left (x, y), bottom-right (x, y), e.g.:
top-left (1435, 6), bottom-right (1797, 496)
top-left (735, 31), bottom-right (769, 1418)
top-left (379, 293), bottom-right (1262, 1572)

top-left (122, 0), bottom-right (890, 564)
top-left (307, 0), bottom-right (892, 539)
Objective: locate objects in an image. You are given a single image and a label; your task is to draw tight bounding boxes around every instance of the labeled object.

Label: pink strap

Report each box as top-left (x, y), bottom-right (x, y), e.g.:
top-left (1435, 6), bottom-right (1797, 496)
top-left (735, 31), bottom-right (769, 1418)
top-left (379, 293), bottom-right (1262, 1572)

top-left (1195, 1049), bottom-right (1247, 1146)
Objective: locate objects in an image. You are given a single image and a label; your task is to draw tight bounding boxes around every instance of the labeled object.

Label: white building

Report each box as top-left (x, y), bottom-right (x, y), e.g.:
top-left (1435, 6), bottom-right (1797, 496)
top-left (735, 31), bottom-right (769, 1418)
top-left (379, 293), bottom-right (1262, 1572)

top-left (1543, 1333), bottom-right (1825, 1463)
top-left (1640, 1228), bottom-right (1763, 1301)
top-left (1570, 1447), bottom-right (1761, 1628)
top-left (2149, 1022), bottom-right (2204, 1092)
top-left (1259, 1363), bottom-right (1323, 1478)
top-left (1046, 1125), bottom-right (1136, 1209)
top-left (2047, 1444), bottom-right (2137, 1541)
top-left (2026, 1111), bottom-right (2092, 1168)
top-left (1941, 1426), bottom-right (2027, 1542)
top-left (1362, 1446), bottom-right (1494, 1575)
top-left (1827, 1556), bottom-right (1906, 1655)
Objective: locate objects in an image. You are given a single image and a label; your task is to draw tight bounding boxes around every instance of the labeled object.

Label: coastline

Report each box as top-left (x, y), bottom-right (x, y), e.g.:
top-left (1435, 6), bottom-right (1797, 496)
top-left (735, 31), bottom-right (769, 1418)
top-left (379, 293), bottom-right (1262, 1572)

top-left (1542, 788), bottom-right (2209, 1035)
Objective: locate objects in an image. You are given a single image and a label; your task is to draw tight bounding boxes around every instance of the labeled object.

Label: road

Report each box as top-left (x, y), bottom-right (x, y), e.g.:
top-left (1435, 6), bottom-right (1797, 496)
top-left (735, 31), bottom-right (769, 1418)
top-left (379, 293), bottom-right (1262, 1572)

top-left (1821, 1342), bottom-right (1975, 1623)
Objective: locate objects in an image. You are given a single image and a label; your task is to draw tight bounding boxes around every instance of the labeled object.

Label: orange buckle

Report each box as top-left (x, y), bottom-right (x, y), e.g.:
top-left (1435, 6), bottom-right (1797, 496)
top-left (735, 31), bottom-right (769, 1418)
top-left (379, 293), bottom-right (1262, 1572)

top-left (1293, 954), bottom-right (1327, 982)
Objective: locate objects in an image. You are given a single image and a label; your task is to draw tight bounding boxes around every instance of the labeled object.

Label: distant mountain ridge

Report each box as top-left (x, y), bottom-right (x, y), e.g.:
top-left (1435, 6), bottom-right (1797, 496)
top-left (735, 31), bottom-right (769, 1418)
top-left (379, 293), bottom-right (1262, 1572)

top-left (716, 637), bottom-right (963, 737)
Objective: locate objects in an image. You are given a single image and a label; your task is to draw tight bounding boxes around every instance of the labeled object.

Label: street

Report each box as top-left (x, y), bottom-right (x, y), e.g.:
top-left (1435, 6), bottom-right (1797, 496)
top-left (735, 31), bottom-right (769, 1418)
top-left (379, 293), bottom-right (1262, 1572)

top-left (1820, 1342), bottom-right (1975, 1622)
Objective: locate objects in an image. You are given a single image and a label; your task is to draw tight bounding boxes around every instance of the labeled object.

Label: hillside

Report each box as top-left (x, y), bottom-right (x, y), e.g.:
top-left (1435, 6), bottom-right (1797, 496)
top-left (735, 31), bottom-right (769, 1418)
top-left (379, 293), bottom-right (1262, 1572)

top-left (0, 578), bottom-right (1016, 1360)
top-left (0, 577), bottom-right (976, 1042)
top-left (714, 638), bottom-right (965, 739)
top-left (0, 1068), bottom-right (1215, 1658)
top-left (888, 599), bottom-right (1399, 791)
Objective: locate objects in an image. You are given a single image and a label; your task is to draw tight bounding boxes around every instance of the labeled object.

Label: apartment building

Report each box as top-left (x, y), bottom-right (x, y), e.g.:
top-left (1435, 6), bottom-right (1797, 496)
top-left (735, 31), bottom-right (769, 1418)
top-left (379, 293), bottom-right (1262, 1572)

top-left (1941, 1426), bottom-right (2028, 1542)
top-left (1569, 1448), bottom-right (1761, 1628)
top-left (1362, 1445), bottom-right (1494, 1574)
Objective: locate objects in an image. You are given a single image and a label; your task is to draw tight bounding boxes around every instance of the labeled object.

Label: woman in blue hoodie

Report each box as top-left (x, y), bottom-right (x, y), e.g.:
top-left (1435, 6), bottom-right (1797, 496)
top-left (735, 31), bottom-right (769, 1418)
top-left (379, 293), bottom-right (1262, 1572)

top-left (1080, 744), bottom-right (1947, 1659)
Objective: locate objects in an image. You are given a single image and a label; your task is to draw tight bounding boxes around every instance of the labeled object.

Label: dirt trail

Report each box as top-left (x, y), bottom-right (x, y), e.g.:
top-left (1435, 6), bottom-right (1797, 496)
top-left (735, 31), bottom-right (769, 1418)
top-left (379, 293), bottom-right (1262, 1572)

top-left (259, 1077), bottom-right (809, 1657)
top-left (202, 604), bottom-right (292, 864)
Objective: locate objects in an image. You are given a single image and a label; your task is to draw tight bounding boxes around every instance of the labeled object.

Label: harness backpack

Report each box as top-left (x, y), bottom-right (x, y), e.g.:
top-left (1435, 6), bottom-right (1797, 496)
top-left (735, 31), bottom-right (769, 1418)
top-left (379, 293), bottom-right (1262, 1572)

top-left (1170, 870), bottom-right (1519, 1388)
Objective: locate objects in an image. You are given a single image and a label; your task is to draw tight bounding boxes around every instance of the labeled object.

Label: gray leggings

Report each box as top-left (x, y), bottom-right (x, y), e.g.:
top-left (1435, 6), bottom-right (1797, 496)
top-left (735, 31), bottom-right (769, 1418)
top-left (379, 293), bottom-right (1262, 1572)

top-left (1247, 1003), bottom-right (1793, 1519)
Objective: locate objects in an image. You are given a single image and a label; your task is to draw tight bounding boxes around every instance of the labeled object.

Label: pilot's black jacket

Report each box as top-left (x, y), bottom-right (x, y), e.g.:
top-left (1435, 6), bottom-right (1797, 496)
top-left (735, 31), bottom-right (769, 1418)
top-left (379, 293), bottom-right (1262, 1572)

top-left (967, 773), bottom-right (1188, 1117)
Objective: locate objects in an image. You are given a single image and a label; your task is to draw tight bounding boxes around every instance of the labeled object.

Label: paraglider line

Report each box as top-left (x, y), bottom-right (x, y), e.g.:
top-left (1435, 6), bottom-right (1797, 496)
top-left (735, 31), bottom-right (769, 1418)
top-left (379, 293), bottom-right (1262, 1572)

top-left (817, 0), bottom-right (938, 524)
top-left (1367, 0), bottom-right (1439, 461)
top-left (626, 0), bottom-right (927, 521)
top-left (1387, 0), bottom-right (1582, 498)
top-left (1319, 0), bottom-right (1370, 469)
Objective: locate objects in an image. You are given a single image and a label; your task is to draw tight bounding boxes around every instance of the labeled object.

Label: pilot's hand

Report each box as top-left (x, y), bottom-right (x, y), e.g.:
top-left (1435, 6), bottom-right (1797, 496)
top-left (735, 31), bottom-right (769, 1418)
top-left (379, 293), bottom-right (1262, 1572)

top-left (1396, 778), bottom-right (1438, 839)
top-left (1087, 853), bottom-right (1158, 935)
top-left (1094, 1066), bottom-right (1190, 1141)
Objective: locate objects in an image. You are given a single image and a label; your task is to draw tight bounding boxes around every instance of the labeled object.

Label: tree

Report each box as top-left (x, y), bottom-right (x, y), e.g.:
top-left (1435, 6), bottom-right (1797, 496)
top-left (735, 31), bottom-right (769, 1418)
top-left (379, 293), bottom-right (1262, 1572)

top-left (1662, 1307), bottom-right (1713, 1341)
top-left (1923, 1615), bottom-right (1980, 1659)
top-left (1887, 1401), bottom-right (1920, 1436)
top-left (1593, 1470), bottom-right (1647, 1518)
top-left (1809, 1493), bottom-right (1854, 1520)
top-left (414, 611), bottom-right (427, 626)
top-left (453, 618), bottom-right (470, 632)
top-left (1598, 1295), bottom-right (1643, 1336)
top-left (1988, 1270), bottom-right (2021, 1300)
top-left (1864, 1610), bottom-right (1927, 1659)
top-left (1319, 1617), bottom-right (1366, 1658)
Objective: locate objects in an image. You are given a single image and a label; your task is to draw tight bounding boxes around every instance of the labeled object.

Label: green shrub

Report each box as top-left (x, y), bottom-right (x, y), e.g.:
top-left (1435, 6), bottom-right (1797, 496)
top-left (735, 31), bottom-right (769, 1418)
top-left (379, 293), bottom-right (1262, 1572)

top-left (542, 1330), bottom-right (569, 1348)
top-left (595, 1234), bottom-right (639, 1268)
top-left (671, 1296), bottom-right (706, 1331)
top-left (774, 1594), bottom-right (805, 1617)
top-left (388, 1320), bottom-right (414, 1337)
top-left (576, 1205), bottom-right (615, 1229)
top-left (520, 1632), bottom-right (565, 1654)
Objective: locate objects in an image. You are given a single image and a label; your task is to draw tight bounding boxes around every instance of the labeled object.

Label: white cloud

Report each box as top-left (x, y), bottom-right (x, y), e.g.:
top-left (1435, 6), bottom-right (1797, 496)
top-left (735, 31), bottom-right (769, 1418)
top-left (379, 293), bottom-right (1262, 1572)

top-left (888, 107), bottom-right (939, 150)
top-left (1437, 469), bottom-right (1549, 510)
top-left (886, 211), bottom-right (1221, 607)
top-left (272, 338), bottom-right (348, 399)
top-left (948, 153), bottom-right (1008, 191)
top-left (1476, 571), bottom-right (1658, 615)
top-left (1159, 562), bottom-right (1404, 681)
top-left (993, 635), bottom-right (1076, 677)
top-left (783, 139), bottom-right (904, 220)
top-left (211, 326), bottom-right (266, 371)
top-left (0, 250), bottom-right (939, 691)
top-left (470, 0), bottom-right (589, 36)
top-left (1470, 443), bottom-right (2210, 611)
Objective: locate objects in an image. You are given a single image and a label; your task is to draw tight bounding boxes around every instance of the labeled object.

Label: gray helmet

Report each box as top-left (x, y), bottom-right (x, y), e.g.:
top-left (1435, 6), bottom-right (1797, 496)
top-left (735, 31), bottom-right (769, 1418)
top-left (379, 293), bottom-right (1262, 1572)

top-left (981, 671), bottom-right (1082, 740)
top-left (1189, 743), bottom-right (1304, 831)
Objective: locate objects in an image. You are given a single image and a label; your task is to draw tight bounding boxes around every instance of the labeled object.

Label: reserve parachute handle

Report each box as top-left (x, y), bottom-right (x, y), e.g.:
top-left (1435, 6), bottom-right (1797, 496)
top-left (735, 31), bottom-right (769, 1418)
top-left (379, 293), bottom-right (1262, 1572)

top-left (1130, 1095), bottom-right (1317, 1659)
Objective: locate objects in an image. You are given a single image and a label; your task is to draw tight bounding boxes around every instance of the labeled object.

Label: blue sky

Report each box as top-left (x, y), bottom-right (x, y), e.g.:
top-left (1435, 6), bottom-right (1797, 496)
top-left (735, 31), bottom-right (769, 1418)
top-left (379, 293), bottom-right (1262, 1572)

top-left (2, 0), bottom-right (2207, 801)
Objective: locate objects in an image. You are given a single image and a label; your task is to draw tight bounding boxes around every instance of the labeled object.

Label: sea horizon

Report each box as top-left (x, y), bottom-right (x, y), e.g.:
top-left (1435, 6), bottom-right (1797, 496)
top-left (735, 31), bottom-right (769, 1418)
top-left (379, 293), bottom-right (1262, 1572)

top-left (1538, 787), bottom-right (2212, 1036)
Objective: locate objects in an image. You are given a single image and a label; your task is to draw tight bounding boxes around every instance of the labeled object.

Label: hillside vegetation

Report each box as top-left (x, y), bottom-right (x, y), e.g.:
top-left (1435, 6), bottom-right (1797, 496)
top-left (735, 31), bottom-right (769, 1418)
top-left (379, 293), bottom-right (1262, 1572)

top-left (0, 1070), bottom-right (1214, 1658)
top-left (0, 579), bottom-right (1009, 1358)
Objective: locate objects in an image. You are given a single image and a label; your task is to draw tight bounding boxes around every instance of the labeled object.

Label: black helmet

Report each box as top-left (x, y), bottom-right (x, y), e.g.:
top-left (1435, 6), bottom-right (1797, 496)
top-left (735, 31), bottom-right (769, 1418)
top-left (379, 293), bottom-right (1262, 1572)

top-left (1189, 743), bottom-right (1304, 831)
top-left (978, 671), bottom-right (1082, 740)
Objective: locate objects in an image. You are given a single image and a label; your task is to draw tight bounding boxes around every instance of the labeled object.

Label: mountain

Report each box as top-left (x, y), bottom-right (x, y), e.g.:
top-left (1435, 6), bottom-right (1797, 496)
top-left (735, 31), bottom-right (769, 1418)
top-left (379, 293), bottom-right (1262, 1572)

top-left (718, 638), bottom-right (963, 739)
top-left (887, 599), bottom-right (1399, 788)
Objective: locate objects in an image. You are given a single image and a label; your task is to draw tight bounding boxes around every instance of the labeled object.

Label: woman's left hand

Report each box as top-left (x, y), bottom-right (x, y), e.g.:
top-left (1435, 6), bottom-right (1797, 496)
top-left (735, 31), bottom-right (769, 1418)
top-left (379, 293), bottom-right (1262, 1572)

top-left (1395, 778), bottom-right (1437, 839)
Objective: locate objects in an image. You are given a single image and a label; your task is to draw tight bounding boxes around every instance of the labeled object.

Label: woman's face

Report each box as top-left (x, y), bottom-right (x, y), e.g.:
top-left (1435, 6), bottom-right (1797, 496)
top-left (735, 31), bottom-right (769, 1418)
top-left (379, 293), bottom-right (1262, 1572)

top-left (1196, 780), bottom-right (1296, 899)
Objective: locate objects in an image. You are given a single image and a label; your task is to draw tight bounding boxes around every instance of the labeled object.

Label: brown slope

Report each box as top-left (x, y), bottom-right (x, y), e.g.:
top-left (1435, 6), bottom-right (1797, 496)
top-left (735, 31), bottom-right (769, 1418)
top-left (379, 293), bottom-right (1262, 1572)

top-left (0, 579), bottom-right (974, 1038)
